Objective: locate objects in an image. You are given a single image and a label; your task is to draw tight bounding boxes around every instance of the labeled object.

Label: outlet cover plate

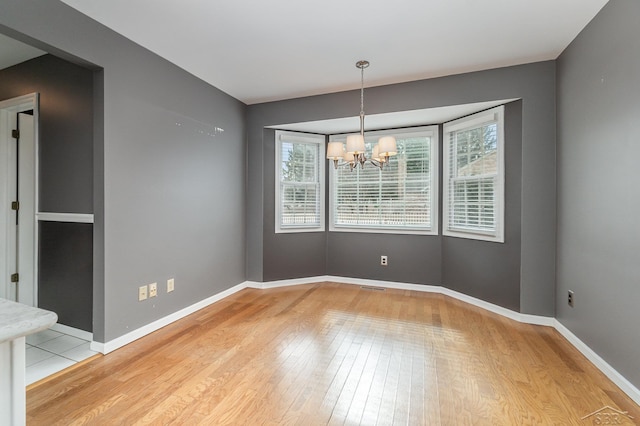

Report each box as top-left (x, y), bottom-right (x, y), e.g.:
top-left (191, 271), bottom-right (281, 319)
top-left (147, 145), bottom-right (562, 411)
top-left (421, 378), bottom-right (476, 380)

top-left (138, 285), bottom-right (148, 301)
top-left (149, 282), bottom-right (158, 298)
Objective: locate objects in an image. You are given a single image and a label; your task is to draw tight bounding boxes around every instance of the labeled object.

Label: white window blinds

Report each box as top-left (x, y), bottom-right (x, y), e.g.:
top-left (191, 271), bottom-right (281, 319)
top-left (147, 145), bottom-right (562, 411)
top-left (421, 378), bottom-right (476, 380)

top-left (330, 126), bottom-right (438, 234)
top-left (275, 131), bottom-right (325, 233)
top-left (443, 106), bottom-right (504, 242)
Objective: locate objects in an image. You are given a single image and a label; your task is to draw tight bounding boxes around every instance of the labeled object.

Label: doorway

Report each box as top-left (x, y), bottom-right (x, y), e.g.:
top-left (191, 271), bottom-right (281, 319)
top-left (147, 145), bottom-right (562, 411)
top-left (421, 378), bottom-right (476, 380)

top-left (0, 93), bottom-right (38, 306)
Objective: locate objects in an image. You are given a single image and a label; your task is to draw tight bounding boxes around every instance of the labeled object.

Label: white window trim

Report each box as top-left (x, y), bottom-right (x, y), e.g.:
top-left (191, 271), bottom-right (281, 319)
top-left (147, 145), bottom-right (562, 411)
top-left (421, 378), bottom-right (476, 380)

top-left (275, 130), bottom-right (325, 233)
top-left (329, 126), bottom-right (439, 236)
top-left (442, 106), bottom-right (505, 243)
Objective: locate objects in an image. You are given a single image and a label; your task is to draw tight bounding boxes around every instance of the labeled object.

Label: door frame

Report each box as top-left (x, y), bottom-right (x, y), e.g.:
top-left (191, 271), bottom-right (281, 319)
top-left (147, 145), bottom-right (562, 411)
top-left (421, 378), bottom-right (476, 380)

top-left (0, 93), bottom-right (39, 305)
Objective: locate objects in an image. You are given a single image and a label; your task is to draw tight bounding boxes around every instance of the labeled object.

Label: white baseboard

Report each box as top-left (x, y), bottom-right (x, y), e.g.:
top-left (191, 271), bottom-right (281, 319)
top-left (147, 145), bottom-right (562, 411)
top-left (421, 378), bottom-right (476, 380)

top-left (554, 320), bottom-right (640, 406)
top-left (250, 275), bottom-right (637, 404)
top-left (91, 275), bottom-right (640, 406)
top-left (246, 275), bottom-right (329, 289)
top-left (249, 275), bottom-right (556, 327)
top-left (90, 282), bottom-right (248, 354)
top-left (50, 323), bottom-right (93, 341)
top-left (323, 275), bottom-right (556, 326)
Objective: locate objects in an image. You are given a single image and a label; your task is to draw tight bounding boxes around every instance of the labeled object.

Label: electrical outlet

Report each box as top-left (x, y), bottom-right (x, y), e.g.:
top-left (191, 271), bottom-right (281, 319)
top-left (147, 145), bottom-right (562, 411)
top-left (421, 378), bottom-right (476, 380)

top-left (149, 282), bottom-right (158, 298)
top-left (138, 285), bottom-right (148, 301)
top-left (568, 290), bottom-right (574, 307)
top-left (381, 255), bottom-right (388, 266)
top-left (167, 278), bottom-right (175, 293)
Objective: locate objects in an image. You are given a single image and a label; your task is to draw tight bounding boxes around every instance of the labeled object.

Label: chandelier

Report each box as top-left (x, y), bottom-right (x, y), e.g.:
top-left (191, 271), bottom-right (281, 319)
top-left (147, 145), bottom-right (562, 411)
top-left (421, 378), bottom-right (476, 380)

top-left (326, 60), bottom-right (397, 170)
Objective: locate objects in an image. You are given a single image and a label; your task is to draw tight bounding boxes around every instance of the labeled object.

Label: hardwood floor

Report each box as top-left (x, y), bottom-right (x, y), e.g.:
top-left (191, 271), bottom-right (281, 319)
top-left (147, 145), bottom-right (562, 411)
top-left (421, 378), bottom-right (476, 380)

top-left (27, 282), bottom-right (639, 425)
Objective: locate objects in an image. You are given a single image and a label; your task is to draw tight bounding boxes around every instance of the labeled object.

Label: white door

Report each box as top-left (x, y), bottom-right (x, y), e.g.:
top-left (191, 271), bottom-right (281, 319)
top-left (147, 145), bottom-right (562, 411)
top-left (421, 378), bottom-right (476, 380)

top-left (0, 94), bottom-right (37, 306)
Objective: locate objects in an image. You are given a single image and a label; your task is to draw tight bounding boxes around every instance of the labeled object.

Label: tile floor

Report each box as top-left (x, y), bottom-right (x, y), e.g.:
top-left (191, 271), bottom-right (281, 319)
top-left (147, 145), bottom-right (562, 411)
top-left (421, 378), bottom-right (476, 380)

top-left (26, 328), bottom-right (98, 385)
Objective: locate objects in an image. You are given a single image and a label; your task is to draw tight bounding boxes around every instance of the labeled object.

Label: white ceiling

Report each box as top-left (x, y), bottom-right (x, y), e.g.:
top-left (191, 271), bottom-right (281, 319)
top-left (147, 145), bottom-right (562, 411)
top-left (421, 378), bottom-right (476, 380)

top-left (57, 0), bottom-right (609, 105)
top-left (0, 33), bottom-right (45, 71)
top-left (273, 99), bottom-right (515, 134)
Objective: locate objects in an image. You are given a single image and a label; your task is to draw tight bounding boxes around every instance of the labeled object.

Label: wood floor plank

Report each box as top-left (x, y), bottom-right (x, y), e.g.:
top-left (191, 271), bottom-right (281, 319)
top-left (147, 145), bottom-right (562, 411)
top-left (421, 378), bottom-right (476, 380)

top-left (285, 292), bottom-right (365, 425)
top-left (26, 283), bottom-right (640, 425)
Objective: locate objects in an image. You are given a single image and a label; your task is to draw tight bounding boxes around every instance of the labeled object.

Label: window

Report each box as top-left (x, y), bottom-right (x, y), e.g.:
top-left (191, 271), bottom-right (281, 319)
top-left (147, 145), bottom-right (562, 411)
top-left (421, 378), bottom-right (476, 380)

top-left (443, 106), bottom-right (504, 242)
top-left (275, 131), bottom-right (325, 233)
top-left (329, 126), bottom-right (438, 234)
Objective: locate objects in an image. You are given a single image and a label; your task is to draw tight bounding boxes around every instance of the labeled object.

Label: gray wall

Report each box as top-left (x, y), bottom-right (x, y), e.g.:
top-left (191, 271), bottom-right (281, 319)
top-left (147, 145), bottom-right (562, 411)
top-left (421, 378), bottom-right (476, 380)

top-left (248, 64), bottom-right (556, 315)
top-left (442, 101), bottom-right (522, 311)
top-left (0, 0), bottom-right (247, 343)
top-left (0, 54), bottom-right (95, 331)
top-left (262, 129), bottom-right (327, 280)
top-left (557, 0), bottom-right (640, 389)
top-left (39, 222), bottom-right (93, 331)
top-left (0, 54), bottom-right (94, 213)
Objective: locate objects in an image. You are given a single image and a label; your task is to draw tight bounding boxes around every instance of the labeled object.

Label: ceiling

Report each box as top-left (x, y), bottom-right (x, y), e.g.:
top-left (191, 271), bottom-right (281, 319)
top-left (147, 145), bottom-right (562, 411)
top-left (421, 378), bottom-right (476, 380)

top-left (55, 0), bottom-right (609, 105)
top-left (273, 99), bottom-right (515, 134)
top-left (0, 33), bottom-right (45, 71)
